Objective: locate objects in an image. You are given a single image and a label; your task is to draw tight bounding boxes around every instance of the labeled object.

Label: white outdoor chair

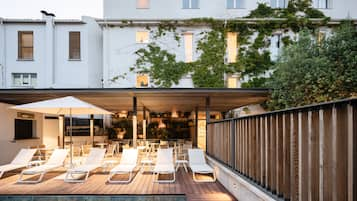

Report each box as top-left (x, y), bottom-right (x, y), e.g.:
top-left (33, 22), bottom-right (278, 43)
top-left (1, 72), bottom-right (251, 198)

top-left (107, 148), bottom-right (138, 183)
top-left (64, 148), bottom-right (106, 183)
top-left (188, 149), bottom-right (216, 182)
top-left (0, 149), bottom-right (37, 178)
top-left (152, 148), bottom-right (175, 183)
top-left (17, 149), bottom-right (68, 184)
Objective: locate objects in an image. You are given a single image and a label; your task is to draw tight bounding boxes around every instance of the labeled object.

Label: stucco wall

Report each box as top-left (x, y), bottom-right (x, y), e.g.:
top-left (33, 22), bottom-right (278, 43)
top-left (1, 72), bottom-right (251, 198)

top-left (0, 103), bottom-right (44, 165)
top-left (103, 0), bottom-right (357, 20)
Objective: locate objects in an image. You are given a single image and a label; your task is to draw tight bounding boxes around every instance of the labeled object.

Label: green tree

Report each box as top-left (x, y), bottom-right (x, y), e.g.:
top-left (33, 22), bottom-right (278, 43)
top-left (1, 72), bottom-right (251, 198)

top-left (267, 22), bottom-right (357, 110)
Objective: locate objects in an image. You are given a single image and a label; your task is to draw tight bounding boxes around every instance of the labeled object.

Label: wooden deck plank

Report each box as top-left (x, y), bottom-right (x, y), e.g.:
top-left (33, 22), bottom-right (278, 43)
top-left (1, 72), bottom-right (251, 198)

top-left (0, 168), bottom-right (236, 201)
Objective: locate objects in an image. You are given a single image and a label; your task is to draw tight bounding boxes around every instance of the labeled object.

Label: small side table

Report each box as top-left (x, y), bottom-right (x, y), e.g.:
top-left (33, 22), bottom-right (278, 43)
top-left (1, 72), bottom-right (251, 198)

top-left (102, 160), bottom-right (118, 172)
top-left (28, 160), bottom-right (45, 167)
top-left (140, 159), bottom-right (154, 173)
top-left (175, 159), bottom-right (188, 172)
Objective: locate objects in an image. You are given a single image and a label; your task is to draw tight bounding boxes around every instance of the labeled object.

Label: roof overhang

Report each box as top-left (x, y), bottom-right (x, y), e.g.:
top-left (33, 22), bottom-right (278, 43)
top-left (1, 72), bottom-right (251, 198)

top-left (0, 88), bottom-right (270, 113)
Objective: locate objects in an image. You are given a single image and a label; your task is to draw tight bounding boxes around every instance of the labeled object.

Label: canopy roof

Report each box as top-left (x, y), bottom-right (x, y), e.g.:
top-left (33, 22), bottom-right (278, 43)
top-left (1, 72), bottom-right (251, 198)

top-left (11, 96), bottom-right (112, 115)
top-left (0, 88), bottom-right (269, 112)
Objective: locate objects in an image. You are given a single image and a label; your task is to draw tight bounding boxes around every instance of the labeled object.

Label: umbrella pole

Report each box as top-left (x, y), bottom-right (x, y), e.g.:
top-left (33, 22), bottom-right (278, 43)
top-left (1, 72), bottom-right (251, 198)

top-left (70, 108), bottom-right (73, 167)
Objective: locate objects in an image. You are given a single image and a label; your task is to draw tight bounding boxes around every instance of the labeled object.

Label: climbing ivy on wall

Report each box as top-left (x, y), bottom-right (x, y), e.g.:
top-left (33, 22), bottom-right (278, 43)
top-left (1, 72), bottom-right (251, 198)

top-left (129, 0), bottom-right (328, 88)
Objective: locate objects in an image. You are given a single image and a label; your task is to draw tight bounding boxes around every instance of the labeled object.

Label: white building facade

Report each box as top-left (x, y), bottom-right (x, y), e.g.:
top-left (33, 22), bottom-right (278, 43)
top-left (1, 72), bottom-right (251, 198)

top-left (100, 0), bottom-right (357, 88)
top-left (0, 0), bottom-right (356, 89)
top-left (0, 14), bottom-right (102, 89)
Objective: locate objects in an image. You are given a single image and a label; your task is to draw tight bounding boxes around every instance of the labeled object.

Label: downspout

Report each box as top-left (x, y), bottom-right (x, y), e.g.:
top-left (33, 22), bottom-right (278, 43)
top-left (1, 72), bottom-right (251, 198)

top-left (0, 18), bottom-right (5, 88)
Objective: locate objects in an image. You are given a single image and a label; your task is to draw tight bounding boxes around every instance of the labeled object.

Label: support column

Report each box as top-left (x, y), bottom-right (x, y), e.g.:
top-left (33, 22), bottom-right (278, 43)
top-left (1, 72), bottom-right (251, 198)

top-left (205, 97), bottom-right (210, 151)
top-left (133, 96), bottom-right (137, 148)
top-left (143, 107), bottom-right (147, 140)
top-left (194, 106), bottom-right (198, 148)
top-left (90, 114), bottom-right (94, 146)
top-left (59, 115), bottom-right (64, 148)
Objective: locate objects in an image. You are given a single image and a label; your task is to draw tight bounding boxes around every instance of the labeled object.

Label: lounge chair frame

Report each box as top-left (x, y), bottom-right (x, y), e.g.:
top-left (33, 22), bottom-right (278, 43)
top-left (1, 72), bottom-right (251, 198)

top-left (188, 149), bottom-right (217, 183)
top-left (152, 148), bottom-right (175, 183)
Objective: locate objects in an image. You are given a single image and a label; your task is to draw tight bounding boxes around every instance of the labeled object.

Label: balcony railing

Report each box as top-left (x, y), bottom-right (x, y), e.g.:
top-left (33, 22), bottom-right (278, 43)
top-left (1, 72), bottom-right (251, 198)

top-left (207, 98), bottom-right (357, 201)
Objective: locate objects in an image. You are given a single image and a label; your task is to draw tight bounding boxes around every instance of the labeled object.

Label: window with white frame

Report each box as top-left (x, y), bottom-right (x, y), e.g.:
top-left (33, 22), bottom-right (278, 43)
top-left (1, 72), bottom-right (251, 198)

top-left (270, 0), bottom-right (287, 8)
top-left (184, 33), bottom-right (193, 63)
top-left (137, 0), bottom-right (150, 9)
top-left (227, 32), bottom-right (238, 63)
top-left (12, 73), bottom-right (37, 87)
top-left (312, 0), bottom-right (329, 9)
top-left (227, 74), bottom-right (240, 88)
top-left (227, 0), bottom-right (244, 9)
top-left (269, 33), bottom-right (282, 61)
top-left (136, 31), bottom-right (149, 43)
top-left (136, 74), bottom-right (149, 87)
top-left (182, 0), bottom-right (199, 9)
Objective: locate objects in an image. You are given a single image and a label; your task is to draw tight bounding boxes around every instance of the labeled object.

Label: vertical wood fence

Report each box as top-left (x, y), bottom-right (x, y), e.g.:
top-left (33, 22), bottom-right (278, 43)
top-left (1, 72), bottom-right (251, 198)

top-left (207, 98), bottom-right (357, 201)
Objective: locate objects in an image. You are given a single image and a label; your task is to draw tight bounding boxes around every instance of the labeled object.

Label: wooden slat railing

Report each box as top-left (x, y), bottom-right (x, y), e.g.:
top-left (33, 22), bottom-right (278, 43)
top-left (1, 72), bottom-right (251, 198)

top-left (207, 98), bottom-right (357, 201)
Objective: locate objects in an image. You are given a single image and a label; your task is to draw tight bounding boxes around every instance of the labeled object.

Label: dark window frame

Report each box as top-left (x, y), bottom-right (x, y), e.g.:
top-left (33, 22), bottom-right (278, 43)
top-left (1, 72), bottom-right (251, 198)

top-left (18, 31), bottom-right (34, 60)
top-left (69, 31), bottom-right (81, 60)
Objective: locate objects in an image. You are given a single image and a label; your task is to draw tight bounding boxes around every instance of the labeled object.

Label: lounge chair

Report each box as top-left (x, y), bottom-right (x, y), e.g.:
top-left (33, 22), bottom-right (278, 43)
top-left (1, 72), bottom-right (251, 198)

top-left (107, 148), bottom-right (138, 183)
top-left (0, 149), bottom-right (37, 178)
top-left (64, 148), bottom-right (106, 183)
top-left (17, 149), bottom-right (68, 183)
top-left (152, 148), bottom-right (175, 183)
top-left (188, 149), bottom-right (216, 182)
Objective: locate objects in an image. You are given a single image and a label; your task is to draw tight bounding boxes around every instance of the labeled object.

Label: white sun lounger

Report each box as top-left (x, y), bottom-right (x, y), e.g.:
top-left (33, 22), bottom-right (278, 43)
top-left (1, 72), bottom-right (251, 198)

top-left (0, 149), bottom-right (37, 178)
top-left (152, 148), bottom-right (175, 183)
top-left (107, 148), bottom-right (138, 183)
top-left (17, 149), bottom-right (68, 184)
top-left (188, 149), bottom-right (216, 182)
top-left (64, 148), bottom-right (106, 183)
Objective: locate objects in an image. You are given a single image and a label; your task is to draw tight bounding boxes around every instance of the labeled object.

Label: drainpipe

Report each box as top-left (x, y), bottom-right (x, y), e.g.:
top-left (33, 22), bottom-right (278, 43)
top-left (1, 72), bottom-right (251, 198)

top-left (42, 11), bottom-right (55, 87)
top-left (0, 18), bottom-right (5, 88)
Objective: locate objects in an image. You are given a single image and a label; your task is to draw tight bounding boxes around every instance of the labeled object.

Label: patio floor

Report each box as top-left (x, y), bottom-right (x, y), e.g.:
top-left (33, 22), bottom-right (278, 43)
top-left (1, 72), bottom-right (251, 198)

top-left (0, 168), bottom-right (236, 201)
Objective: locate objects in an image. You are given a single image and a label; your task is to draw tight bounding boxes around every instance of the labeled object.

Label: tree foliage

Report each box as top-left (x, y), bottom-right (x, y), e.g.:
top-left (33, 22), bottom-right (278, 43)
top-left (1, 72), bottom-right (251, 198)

top-left (267, 22), bottom-right (357, 110)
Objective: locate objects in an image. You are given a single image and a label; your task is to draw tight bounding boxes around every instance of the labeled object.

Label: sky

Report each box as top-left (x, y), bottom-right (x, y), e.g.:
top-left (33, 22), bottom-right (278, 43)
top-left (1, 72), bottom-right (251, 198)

top-left (0, 0), bottom-right (103, 19)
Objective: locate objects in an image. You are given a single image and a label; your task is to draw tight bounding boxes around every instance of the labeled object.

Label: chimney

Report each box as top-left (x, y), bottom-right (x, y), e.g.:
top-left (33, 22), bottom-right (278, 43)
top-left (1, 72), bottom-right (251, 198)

top-left (41, 10), bottom-right (56, 87)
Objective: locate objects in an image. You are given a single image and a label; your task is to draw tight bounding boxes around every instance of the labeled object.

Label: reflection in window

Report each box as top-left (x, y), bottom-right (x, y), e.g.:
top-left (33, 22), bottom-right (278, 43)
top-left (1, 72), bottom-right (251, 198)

top-left (184, 33), bottom-right (193, 63)
top-left (227, 32), bottom-right (238, 63)
top-left (12, 73), bottom-right (37, 87)
top-left (69, 32), bottom-right (81, 60)
top-left (270, 0), bottom-right (287, 8)
top-left (227, 74), bottom-right (240, 88)
top-left (227, 0), bottom-right (244, 9)
top-left (136, 74), bottom-right (149, 87)
top-left (312, 0), bottom-right (329, 8)
top-left (18, 31), bottom-right (33, 60)
top-left (183, 0), bottom-right (199, 9)
top-left (136, 31), bottom-right (149, 43)
top-left (137, 0), bottom-right (150, 9)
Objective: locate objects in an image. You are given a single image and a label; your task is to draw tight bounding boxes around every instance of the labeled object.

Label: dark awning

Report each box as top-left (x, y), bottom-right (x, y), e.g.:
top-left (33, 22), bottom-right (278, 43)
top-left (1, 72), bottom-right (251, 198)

top-left (0, 88), bottom-right (269, 112)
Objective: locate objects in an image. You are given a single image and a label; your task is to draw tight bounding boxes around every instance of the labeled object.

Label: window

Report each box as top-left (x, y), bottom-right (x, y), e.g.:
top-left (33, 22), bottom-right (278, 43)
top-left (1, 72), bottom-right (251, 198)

top-left (69, 32), bottom-right (81, 60)
top-left (136, 31), bottom-right (149, 43)
top-left (183, 0), bottom-right (199, 9)
top-left (184, 33), bottom-right (193, 63)
top-left (136, 74), bottom-right (149, 87)
top-left (18, 31), bottom-right (33, 60)
top-left (317, 30), bottom-right (326, 43)
top-left (227, 0), bottom-right (244, 9)
top-left (227, 32), bottom-right (238, 63)
top-left (227, 74), bottom-right (240, 88)
top-left (270, 33), bottom-right (282, 61)
top-left (313, 0), bottom-right (329, 9)
top-left (270, 0), bottom-right (287, 8)
top-left (137, 0), bottom-right (150, 9)
top-left (12, 73), bottom-right (37, 87)
top-left (15, 119), bottom-right (36, 140)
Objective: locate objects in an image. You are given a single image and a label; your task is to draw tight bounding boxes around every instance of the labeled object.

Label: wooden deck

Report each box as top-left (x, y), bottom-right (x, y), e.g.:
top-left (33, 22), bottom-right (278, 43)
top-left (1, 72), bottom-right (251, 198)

top-left (0, 168), bottom-right (236, 201)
